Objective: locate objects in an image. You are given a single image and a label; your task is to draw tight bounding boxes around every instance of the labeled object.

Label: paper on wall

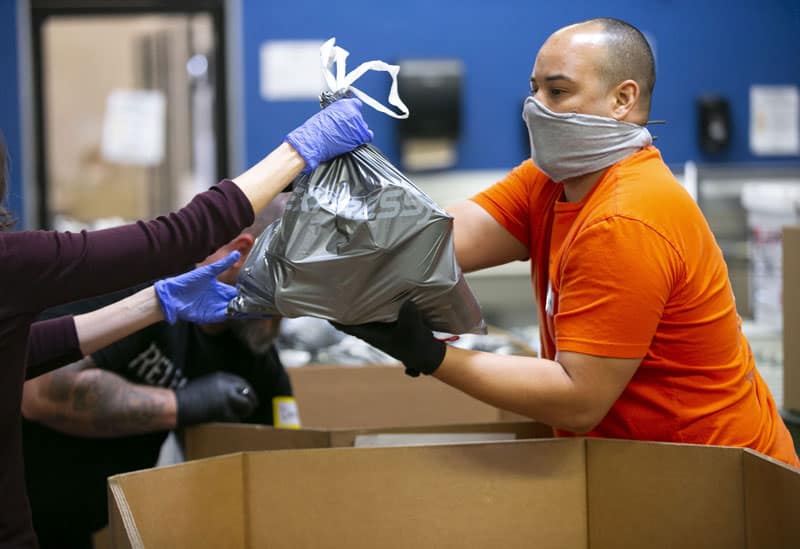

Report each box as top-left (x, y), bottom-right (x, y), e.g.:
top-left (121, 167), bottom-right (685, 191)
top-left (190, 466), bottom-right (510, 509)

top-left (101, 89), bottom-right (166, 166)
top-left (260, 40), bottom-right (327, 100)
top-left (750, 85), bottom-right (800, 156)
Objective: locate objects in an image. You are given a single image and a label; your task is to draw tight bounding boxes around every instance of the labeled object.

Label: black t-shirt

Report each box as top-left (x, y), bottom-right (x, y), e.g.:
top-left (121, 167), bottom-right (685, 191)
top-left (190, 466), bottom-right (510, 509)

top-left (22, 285), bottom-right (292, 547)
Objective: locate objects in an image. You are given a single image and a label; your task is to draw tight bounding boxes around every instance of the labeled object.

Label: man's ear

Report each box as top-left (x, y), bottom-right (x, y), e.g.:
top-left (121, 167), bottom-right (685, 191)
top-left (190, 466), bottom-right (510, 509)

top-left (198, 234), bottom-right (255, 268)
top-left (228, 234), bottom-right (255, 268)
top-left (610, 79), bottom-right (640, 121)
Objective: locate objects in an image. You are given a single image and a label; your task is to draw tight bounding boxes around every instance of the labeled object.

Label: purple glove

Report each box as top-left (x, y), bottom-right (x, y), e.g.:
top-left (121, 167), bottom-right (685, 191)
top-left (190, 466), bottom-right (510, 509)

top-left (284, 97), bottom-right (373, 173)
top-left (154, 251), bottom-right (240, 325)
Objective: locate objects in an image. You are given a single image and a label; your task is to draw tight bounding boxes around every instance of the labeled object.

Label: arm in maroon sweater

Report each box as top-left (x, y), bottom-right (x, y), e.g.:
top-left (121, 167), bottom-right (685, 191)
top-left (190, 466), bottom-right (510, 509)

top-left (15, 180), bottom-right (250, 379)
top-left (3, 142), bottom-right (305, 318)
top-left (27, 286), bottom-right (164, 380)
top-left (2, 180), bottom-right (252, 315)
top-left (17, 143), bottom-right (306, 377)
top-left (20, 184), bottom-right (248, 379)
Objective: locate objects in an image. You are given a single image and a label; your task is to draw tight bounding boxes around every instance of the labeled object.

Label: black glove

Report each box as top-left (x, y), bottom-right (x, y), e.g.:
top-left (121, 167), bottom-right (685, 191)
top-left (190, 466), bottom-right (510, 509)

top-left (175, 372), bottom-right (259, 426)
top-left (331, 301), bottom-right (446, 377)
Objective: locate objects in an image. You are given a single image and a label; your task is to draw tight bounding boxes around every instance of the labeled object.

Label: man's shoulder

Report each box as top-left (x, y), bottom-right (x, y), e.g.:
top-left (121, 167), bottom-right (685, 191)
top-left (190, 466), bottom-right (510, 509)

top-left (595, 147), bottom-right (695, 221)
top-left (508, 159), bottom-right (552, 189)
top-left (610, 146), bottom-right (676, 187)
top-left (576, 148), bottom-right (706, 259)
top-left (479, 159), bottom-right (560, 214)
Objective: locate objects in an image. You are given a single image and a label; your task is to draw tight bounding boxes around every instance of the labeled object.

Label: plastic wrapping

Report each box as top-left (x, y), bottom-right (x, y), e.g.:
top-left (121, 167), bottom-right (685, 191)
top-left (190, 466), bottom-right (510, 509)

top-left (229, 143), bottom-right (486, 334)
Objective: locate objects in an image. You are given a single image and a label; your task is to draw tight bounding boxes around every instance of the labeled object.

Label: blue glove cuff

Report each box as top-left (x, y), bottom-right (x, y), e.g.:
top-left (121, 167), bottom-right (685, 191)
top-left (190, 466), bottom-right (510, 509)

top-left (283, 134), bottom-right (315, 174)
top-left (154, 280), bottom-right (177, 324)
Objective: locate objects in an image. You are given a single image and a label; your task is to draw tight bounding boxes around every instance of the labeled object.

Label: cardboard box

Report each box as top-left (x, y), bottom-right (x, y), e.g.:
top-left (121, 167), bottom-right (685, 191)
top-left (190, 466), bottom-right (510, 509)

top-left (182, 421), bottom-right (553, 460)
top-left (785, 226), bottom-right (800, 412)
top-left (109, 438), bottom-right (800, 549)
top-left (287, 365), bottom-right (526, 428)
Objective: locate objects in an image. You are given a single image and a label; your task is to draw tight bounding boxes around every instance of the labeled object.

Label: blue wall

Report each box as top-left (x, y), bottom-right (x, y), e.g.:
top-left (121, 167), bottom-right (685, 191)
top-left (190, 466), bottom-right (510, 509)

top-left (241, 0), bottom-right (800, 169)
top-left (0, 0), bottom-right (24, 227)
top-left (0, 1), bottom-right (798, 226)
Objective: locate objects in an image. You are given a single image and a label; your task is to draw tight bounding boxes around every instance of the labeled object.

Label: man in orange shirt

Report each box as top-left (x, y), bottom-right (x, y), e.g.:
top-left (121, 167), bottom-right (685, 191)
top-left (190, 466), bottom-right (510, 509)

top-left (336, 17), bottom-right (799, 466)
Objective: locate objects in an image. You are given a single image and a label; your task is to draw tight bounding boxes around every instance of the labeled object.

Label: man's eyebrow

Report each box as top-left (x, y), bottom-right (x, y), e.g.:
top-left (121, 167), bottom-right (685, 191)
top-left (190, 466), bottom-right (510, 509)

top-left (544, 74), bottom-right (574, 83)
top-left (530, 74), bottom-right (575, 85)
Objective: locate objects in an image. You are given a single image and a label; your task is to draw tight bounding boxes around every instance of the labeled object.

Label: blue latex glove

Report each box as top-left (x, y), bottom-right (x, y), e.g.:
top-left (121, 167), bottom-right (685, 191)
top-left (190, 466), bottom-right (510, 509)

top-left (154, 251), bottom-right (240, 325)
top-left (284, 97), bottom-right (373, 174)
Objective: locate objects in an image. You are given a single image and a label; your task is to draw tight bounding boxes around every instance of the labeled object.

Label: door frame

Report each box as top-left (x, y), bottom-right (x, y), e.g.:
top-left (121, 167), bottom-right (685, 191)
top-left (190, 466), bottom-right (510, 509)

top-left (28, 0), bottom-right (231, 228)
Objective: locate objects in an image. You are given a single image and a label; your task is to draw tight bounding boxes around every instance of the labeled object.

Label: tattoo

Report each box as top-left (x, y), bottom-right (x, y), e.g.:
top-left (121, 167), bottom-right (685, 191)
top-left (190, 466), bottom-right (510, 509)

top-left (43, 357), bottom-right (172, 436)
top-left (76, 372), bottom-right (171, 435)
top-left (46, 357), bottom-right (95, 403)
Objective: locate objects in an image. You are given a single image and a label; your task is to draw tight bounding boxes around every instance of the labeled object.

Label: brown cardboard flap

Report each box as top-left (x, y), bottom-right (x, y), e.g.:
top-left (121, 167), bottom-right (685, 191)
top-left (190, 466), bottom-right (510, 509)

top-left (586, 439), bottom-right (746, 549)
top-left (326, 420), bottom-right (553, 447)
top-left (784, 226), bottom-right (800, 412)
top-left (244, 438), bottom-right (588, 549)
top-left (743, 449), bottom-right (800, 548)
top-left (107, 486), bottom-right (134, 549)
top-left (288, 365), bottom-right (502, 428)
top-left (183, 423), bottom-right (332, 460)
top-left (110, 438), bottom-right (800, 548)
top-left (182, 421), bottom-right (554, 461)
top-left (91, 525), bottom-right (111, 549)
top-left (108, 454), bottom-right (246, 549)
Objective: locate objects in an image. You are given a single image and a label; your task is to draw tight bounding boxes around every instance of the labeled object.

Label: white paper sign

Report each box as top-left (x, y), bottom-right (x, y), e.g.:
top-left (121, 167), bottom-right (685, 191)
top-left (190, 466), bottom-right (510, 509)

top-left (101, 89), bottom-right (166, 166)
top-left (260, 40), bottom-right (326, 100)
top-left (750, 85), bottom-right (800, 156)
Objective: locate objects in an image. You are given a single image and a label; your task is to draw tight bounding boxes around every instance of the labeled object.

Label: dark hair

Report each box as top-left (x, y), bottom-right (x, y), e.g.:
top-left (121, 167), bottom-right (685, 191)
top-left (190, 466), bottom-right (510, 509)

top-left (583, 17), bottom-right (656, 117)
top-left (0, 132), bottom-right (15, 230)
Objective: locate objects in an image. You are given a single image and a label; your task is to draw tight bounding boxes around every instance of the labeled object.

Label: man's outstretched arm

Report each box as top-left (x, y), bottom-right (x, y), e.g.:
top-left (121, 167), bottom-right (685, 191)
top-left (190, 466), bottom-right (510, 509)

top-left (333, 301), bottom-right (641, 433)
top-left (22, 357), bottom-right (177, 438)
top-left (22, 357), bottom-right (260, 437)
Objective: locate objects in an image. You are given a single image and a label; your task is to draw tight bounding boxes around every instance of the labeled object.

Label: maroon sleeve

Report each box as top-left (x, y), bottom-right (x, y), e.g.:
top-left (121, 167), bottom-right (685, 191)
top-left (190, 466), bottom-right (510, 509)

top-left (0, 179), bottom-right (254, 315)
top-left (25, 316), bottom-right (82, 379)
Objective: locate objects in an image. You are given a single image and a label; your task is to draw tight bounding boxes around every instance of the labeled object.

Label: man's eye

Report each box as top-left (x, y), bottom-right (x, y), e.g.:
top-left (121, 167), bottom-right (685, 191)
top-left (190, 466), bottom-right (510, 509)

top-left (550, 89), bottom-right (564, 97)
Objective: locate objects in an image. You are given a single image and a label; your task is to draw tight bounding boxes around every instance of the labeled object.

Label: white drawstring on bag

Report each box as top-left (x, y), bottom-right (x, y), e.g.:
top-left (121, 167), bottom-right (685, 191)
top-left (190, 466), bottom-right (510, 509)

top-left (320, 38), bottom-right (409, 119)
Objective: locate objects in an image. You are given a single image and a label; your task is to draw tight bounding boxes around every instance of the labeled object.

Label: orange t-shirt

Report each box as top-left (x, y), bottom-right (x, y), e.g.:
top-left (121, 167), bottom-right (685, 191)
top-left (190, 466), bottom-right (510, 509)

top-left (471, 146), bottom-right (799, 467)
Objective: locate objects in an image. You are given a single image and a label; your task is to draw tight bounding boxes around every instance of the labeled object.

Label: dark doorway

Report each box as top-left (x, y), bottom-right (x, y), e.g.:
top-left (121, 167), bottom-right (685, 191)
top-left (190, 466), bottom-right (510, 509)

top-left (30, 0), bottom-right (228, 229)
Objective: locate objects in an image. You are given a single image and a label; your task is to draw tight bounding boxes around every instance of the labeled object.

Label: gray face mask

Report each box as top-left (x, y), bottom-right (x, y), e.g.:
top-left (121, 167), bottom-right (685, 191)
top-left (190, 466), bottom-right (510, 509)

top-left (522, 96), bottom-right (653, 183)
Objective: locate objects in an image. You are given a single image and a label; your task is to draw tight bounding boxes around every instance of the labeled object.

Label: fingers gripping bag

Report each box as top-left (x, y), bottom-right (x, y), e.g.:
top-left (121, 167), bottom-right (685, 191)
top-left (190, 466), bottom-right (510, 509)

top-left (229, 39), bottom-right (486, 335)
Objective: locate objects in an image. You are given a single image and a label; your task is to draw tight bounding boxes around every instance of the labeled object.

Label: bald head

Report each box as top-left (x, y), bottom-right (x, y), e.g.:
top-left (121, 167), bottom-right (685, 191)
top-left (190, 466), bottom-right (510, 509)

top-left (570, 18), bottom-right (656, 117)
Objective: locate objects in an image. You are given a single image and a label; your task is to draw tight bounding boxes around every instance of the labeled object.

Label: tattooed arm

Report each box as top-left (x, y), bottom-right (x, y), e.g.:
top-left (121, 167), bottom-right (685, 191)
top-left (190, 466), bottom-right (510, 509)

top-left (21, 357), bottom-right (177, 438)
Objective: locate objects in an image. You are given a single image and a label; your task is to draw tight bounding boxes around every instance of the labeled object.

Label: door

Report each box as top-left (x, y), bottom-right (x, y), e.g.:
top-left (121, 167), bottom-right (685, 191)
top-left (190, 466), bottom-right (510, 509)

top-left (31, 1), bottom-right (228, 229)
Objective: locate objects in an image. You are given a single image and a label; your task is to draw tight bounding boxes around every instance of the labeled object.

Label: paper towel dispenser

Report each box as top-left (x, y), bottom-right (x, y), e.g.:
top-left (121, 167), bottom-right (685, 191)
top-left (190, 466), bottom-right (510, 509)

top-left (697, 95), bottom-right (732, 154)
top-left (397, 59), bottom-right (463, 170)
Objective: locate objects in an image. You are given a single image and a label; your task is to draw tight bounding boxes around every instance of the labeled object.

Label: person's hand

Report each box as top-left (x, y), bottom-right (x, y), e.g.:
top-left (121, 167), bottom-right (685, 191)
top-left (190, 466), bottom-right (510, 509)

top-left (331, 301), bottom-right (446, 377)
top-left (175, 372), bottom-right (259, 426)
top-left (284, 97), bottom-right (373, 173)
top-left (154, 252), bottom-right (240, 325)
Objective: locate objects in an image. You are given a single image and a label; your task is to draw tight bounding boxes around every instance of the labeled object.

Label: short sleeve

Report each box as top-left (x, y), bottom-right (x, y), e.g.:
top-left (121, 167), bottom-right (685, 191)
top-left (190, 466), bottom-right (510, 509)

top-left (554, 217), bottom-right (683, 358)
top-left (470, 160), bottom-right (540, 248)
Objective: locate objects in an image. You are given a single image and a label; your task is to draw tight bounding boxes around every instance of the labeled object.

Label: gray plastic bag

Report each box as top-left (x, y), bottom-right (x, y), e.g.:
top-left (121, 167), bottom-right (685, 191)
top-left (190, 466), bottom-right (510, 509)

top-left (228, 143), bottom-right (486, 335)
